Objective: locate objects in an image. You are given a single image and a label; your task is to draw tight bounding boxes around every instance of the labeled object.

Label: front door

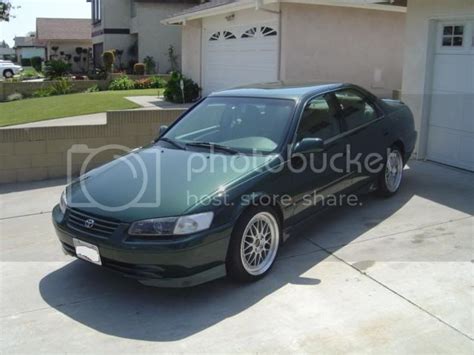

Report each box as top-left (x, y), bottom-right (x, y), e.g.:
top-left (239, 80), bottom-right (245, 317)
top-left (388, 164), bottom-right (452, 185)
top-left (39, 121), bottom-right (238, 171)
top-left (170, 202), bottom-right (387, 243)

top-left (290, 93), bottom-right (351, 221)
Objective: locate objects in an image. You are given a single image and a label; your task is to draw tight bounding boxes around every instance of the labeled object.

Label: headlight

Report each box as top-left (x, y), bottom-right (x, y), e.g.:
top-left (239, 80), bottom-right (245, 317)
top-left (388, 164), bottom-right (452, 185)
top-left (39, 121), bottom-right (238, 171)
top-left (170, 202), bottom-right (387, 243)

top-left (59, 191), bottom-right (67, 214)
top-left (129, 212), bottom-right (214, 236)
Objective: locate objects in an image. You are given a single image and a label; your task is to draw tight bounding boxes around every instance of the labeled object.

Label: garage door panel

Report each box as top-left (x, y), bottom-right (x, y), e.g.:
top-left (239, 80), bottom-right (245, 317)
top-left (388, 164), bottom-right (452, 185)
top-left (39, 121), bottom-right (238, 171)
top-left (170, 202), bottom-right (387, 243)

top-left (427, 19), bottom-right (474, 171)
top-left (429, 93), bottom-right (466, 130)
top-left (203, 21), bottom-right (279, 95)
top-left (427, 127), bottom-right (474, 171)
top-left (432, 55), bottom-right (473, 93)
top-left (462, 94), bottom-right (474, 133)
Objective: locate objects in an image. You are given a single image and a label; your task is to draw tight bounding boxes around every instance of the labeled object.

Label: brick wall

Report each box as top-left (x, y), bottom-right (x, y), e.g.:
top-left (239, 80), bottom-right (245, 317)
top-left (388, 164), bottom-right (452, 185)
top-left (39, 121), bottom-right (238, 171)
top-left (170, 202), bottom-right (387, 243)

top-left (109, 74), bottom-right (170, 81)
top-left (0, 109), bottom-right (185, 184)
top-left (0, 80), bottom-right (107, 101)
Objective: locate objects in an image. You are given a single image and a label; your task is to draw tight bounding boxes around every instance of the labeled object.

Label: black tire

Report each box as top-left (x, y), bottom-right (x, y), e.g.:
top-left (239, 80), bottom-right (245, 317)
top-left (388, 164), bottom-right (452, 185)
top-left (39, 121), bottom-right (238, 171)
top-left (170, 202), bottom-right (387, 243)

top-left (3, 70), bottom-right (13, 79)
top-left (226, 206), bottom-right (281, 282)
top-left (377, 146), bottom-right (404, 198)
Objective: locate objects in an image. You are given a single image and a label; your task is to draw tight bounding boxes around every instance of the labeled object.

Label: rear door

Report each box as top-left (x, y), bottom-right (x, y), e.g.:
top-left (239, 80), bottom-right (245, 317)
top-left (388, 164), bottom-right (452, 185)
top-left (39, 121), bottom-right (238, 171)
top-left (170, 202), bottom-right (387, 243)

top-left (291, 93), bottom-right (351, 221)
top-left (334, 89), bottom-right (387, 189)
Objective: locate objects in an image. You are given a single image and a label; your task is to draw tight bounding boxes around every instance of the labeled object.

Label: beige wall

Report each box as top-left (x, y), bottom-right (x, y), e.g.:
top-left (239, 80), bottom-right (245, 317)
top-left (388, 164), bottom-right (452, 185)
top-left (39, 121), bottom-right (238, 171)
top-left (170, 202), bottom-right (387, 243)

top-left (0, 109), bottom-right (184, 184)
top-left (280, 4), bottom-right (405, 98)
top-left (0, 80), bottom-right (106, 102)
top-left (92, 0), bottom-right (192, 73)
top-left (47, 40), bottom-right (93, 73)
top-left (133, 2), bottom-right (191, 73)
top-left (181, 19), bottom-right (202, 84)
top-left (401, 0), bottom-right (474, 158)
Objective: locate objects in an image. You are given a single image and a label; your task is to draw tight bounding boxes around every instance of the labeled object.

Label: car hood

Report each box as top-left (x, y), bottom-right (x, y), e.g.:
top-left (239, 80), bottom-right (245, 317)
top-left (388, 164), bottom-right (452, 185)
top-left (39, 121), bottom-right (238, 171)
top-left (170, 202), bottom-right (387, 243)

top-left (68, 146), bottom-right (274, 222)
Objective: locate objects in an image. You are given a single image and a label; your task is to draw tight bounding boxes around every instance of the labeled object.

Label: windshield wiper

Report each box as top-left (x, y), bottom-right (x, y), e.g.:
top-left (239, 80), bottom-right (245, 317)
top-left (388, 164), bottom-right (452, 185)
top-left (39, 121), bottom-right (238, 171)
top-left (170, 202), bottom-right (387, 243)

top-left (186, 142), bottom-right (240, 155)
top-left (159, 137), bottom-right (187, 150)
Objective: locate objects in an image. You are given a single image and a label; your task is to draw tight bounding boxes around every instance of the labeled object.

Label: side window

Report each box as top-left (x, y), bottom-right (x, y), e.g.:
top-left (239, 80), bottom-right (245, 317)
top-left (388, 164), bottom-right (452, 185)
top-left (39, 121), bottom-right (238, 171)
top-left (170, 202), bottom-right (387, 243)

top-left (335, 89), bottom-right (377, 130)
top-left (297, 95), bottom-right (340, 141)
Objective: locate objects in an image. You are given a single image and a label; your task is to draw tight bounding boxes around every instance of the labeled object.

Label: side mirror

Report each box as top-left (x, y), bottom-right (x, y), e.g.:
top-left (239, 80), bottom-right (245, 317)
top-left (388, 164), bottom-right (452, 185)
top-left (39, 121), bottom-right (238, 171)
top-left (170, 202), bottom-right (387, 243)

top-left (292, 138), bottom-right (325, 155)
top-left (158, 125), bottom-right (168, 137)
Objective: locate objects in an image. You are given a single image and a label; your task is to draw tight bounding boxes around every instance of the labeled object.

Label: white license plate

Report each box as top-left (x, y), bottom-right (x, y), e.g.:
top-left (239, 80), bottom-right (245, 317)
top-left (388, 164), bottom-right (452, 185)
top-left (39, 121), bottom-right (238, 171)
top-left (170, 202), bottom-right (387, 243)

top-left (73, 238), bottom-right (102, 265)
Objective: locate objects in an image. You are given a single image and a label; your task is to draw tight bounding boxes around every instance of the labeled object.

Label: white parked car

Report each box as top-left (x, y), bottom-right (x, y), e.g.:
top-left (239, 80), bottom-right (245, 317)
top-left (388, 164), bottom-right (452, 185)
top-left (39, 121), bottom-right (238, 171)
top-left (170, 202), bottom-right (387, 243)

top-left (0, 60), bottom-right (23, 78)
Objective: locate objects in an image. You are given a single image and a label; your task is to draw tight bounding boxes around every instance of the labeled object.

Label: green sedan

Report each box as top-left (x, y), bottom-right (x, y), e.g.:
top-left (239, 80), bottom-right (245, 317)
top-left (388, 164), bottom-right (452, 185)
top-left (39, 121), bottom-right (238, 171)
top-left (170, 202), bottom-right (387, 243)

top-left (52, 82), bottom-right (417, 287)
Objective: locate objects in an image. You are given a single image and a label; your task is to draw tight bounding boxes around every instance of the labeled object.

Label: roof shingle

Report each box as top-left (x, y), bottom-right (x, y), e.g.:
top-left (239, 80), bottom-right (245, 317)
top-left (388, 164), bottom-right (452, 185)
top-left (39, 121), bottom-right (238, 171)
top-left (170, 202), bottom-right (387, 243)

top-left (36, 18), bottom-right (91, 41)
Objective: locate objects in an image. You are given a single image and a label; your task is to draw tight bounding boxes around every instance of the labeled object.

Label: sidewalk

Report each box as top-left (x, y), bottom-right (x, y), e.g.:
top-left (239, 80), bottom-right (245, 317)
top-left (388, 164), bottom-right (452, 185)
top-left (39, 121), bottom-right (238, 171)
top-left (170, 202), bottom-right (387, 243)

top-left (3, 96), bottom-right (192, 129)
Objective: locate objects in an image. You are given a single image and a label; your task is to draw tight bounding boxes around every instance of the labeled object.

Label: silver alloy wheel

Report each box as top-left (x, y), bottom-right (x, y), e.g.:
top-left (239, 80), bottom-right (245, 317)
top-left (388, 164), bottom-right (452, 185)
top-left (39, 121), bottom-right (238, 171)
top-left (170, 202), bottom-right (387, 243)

top-left (4, 70), bottom-right (13, 78)
top-left (385, 149), bottom-right (403, 192)
top-left (240, 212), bottom-right (279, 276)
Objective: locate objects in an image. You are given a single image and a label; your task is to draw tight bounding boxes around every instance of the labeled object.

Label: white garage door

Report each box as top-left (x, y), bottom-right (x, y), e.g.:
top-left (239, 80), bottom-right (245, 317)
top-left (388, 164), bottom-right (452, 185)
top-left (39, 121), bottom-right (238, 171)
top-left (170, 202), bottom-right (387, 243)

top-left (427, 20), bottom-right (474, 171)
top-left (202, 21), bottom-right (279, 95)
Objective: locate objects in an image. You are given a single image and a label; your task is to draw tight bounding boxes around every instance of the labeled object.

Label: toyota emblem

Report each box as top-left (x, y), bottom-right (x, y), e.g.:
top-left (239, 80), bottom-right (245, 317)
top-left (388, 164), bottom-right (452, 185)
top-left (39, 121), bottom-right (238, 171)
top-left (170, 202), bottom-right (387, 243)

top-left (84, 219), bottom-right (95, 229)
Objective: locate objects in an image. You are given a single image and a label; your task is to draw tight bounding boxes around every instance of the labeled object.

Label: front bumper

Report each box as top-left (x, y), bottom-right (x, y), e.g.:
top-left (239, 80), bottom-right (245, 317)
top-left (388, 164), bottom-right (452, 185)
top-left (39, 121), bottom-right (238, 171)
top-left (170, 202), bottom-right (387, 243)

top-left (52, 205), bottom-right (232, 287)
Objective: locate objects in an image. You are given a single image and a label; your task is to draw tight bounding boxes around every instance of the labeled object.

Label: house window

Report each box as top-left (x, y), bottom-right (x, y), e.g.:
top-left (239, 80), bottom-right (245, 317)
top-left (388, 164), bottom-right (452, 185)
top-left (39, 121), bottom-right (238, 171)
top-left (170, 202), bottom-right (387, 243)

top-left (92, 0), bottom-right (102, 23)
top-left (209, 32), bottom-right (221, 41)
top-left (241, 27), bottom-right (257, 39)
top-left (442, 25), bottom-right (464, 47)
top-left (241, 26), bottom-right (277, 39)
top-left (223, 31), bottom-right (236, 40)
top-left (261, 26), bottom-right (277, 37)
top-left (209, 31), bottom-right (236, 41)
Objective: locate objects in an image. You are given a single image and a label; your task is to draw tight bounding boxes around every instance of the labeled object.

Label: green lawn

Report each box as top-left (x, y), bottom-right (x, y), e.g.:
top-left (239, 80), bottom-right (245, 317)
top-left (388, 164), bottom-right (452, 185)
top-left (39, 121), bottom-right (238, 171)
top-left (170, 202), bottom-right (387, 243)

top-left (0, 89), bottom-right (163, 127)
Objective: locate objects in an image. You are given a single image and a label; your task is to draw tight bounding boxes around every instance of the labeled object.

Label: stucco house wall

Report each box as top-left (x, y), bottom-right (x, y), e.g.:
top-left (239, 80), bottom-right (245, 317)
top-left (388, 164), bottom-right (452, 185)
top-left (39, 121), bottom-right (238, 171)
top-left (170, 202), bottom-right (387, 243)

top-left (401, 0), bottom-right (474, 159)
top-left (181, 19), bottom-right (202, 83)
top-left (280, 3), bottom-right (405, 98)
top-left (91, 0), bottom-right (198, 73)
top-left (132, 2), bottom-right (192, 72)
top-left (181, 2), bottom-right (405, 97)
top-left (46, 40), bottom-right (93, 72)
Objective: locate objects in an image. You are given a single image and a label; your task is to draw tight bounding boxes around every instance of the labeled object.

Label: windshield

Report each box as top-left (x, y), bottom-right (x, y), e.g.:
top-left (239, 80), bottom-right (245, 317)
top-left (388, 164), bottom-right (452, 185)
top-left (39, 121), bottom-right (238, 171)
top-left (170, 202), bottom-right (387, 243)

top-left (163, 97), bottom-right (295, 154)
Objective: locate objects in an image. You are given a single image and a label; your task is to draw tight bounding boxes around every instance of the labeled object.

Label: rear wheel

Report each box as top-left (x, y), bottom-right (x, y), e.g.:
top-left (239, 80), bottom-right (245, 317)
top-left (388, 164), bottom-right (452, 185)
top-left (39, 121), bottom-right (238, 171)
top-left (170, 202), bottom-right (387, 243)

top-left (377, 146), bottom-right (404, 197)
top-left (226, 207), bottom-right (281, 282)
top-left (3, 70), bottom-right (13, 79)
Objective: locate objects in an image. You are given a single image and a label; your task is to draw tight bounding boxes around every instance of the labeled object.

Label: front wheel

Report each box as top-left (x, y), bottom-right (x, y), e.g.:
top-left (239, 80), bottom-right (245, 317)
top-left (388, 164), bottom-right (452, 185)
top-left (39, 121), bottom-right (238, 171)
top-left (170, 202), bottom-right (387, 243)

top-left (377, 146), bottom-right (404, 197)
top-left (3, 70), bottom-right (13, 79)
top-left (226, 207), bottom-right (281, 282)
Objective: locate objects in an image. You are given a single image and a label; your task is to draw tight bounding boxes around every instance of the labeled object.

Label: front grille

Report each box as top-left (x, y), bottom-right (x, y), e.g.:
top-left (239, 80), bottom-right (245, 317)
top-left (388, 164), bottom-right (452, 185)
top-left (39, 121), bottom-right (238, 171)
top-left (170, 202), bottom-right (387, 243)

top-left (67, 208), bottom-right (120, 238)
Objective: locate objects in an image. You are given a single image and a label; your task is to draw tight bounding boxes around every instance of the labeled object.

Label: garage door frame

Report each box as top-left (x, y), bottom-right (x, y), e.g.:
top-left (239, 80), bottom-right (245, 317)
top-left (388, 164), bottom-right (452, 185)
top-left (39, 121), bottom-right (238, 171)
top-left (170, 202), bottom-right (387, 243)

top-left (201, 10), bottom-right (281, 95)
top-left (420, 15), bottom-right (474, 171)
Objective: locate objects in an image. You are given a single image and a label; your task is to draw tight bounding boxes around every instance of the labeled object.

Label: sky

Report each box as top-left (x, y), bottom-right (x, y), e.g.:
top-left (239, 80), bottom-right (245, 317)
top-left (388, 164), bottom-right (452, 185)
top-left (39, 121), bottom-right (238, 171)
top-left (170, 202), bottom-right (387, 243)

top-left (0, 0), bottom-right (91, 47)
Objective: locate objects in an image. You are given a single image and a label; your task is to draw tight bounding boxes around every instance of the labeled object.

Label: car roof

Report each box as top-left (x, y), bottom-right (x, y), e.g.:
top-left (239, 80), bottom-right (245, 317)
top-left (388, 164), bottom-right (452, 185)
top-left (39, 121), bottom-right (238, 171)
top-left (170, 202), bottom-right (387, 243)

top-left (208, 81), bottom-right (347, 100)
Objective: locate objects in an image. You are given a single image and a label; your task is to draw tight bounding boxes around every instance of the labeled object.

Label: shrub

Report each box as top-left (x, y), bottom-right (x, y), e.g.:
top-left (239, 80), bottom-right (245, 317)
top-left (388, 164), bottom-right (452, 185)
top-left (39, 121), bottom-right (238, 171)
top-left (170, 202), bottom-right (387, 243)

top-left (7, 93), bottom-right (23, 101)
top-left (44, 60), bottom-right (72, 80)
top-left (20, 67), bottom-right (42, 80)
top-left (84, 84), bottom-right (100, 93)
top-left (143, 56), bottom-right (156, 74)
top-left (150, 76), bottom-right (166, 88)
top-left (133, 77), bottom-right (165, 89)
top-left (164, 71), bottom-right (200, 103)
top-left (167, 45), bottom-right (179, 72)
top-left (21, 58), bottom-right (32, 67)
top-left (102, 50), bottom-right (115, 72)
top-left (89, 67), bottom-right (107, 80)
top-left (133, 78), bottom-right (152, 90)
top-left (108, 75), bottom-right (135, 90)
top-left (32, 78), bottom-right (72, 97)
top-left (31, 57), bottom-right (43, 72)
top-left (50, 77), bottom-right (72, 95)
top-left (133, 63), bottom-right (145, 75)
top-left (32, 87), bottom-right (53, 98)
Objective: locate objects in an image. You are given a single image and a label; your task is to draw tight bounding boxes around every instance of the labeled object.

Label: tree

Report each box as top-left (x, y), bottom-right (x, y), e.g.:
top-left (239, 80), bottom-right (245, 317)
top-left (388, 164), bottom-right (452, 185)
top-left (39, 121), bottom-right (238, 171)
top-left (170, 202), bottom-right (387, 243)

top-left (0, 1), bottom-right (20, 21)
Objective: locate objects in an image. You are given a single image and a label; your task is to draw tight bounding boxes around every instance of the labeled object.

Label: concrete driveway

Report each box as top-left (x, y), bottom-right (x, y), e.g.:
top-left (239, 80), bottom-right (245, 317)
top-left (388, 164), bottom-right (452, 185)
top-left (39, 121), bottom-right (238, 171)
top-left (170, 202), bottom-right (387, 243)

top-left (0, 160), bottom-right (473, 353)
